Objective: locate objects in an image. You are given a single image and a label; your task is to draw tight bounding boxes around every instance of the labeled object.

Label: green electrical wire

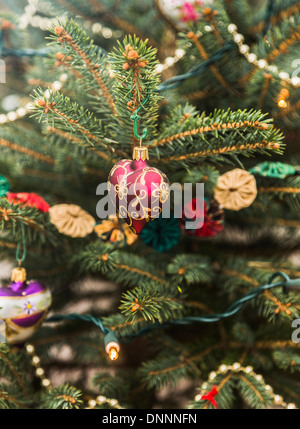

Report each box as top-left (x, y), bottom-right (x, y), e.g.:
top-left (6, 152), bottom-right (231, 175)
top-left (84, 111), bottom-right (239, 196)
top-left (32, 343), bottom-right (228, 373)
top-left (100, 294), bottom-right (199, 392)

top-left (46, 313), bottom-right (110, 335)
top-left (45, 272), bottom-right (300, 345)
top-left (121, 271), bottom-right (300, 342)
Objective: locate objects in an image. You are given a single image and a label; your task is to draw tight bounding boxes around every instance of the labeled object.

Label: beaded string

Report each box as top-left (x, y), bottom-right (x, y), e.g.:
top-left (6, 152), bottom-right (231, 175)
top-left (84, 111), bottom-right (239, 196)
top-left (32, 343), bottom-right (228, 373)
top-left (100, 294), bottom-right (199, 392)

top-left (26, 343), bottom-right (297, 410)
top-left (0, 73), bottom-right (68, 125)
top-left (227, 23), bottom-right (300, 88)
top-left (25, 343), bottom-right (124, 409)
top-left (192, 362), bottom-right (297, 409)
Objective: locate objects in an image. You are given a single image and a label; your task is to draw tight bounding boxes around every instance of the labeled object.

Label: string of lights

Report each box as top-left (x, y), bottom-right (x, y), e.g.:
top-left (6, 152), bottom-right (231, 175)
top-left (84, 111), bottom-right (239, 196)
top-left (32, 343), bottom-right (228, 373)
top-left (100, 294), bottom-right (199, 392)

top-left (45, 272), bottom-right (300, 361)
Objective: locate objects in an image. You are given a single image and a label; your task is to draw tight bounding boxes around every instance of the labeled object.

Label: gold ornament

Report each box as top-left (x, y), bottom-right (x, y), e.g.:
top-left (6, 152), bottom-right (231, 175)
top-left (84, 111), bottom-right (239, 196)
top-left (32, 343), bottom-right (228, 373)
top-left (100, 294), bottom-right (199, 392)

top-left (49, 204), bottom-right (95, 238)
top-left (214, 168), bottom-right (257, 211)
top-left (132, 146), bottom-right (149, 162)
top-left (94, 214), bottom-right (138, 246)
top-left (11, 266), bottom-right (27, 283)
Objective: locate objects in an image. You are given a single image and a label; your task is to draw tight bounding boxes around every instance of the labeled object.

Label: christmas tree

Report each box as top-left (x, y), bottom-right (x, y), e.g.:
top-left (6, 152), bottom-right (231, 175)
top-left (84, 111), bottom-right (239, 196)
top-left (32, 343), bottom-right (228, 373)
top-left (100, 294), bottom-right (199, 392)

top-left (0, 0), bottom-right (300, 410)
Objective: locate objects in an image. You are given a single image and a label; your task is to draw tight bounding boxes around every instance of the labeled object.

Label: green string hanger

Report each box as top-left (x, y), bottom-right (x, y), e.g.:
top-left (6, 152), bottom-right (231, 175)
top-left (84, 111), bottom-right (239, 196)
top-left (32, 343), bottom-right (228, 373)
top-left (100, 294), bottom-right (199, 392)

top-left (130, 91), bottom-right (150, 141)
top-left (16, 223), bottom-right (27, 266)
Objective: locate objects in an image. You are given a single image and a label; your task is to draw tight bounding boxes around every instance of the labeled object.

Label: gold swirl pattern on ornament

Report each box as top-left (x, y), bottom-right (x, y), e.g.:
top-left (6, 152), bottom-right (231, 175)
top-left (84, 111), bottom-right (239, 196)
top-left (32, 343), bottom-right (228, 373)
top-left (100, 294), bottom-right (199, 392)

top-left (115, 177), bottom-right (129, 200)
top-left (109, 163), bottom-right (169, 221)
top-left (131, 168), bottom-right (168, 219)
top-left (152, 181), bottom-right (170, 204)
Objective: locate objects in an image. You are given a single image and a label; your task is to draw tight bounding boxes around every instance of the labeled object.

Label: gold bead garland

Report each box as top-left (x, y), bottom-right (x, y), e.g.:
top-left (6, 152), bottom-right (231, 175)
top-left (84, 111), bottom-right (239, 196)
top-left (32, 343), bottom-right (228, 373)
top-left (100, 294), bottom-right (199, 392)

top-left (25, 342), bottom-right (124, 408)
top-left (19, 0), bottom-right (123, 41)
top-left (0, 72), bottom-right (68, 125)
top-left (227, 23), bottom-right (300, 88)
top-left (18, 0), bottom-right (65, 31)
top-left (26, 343), bottom-right (52, 388)
top-left (0, 103), bottom-right (32, 125)
top-left (154, 49), bottom-right (186, 74)
top-left (192, 362), bottom-right (297, 409)
top-left (86, 396), bottom-right (125, 410)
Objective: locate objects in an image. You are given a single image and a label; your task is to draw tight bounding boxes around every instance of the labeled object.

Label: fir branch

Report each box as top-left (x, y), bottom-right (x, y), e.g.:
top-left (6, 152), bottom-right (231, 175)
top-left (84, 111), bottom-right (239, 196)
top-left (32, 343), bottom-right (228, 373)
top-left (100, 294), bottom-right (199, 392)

top-left (0, 384), bottom-right (28, 409)
top-left (251, 2), bottom-right (300, 34)
top-left (148, 107), bottom-right (283, 167)
top-left (41, 383), bottom-right (83, 409)
top-left (113, 260), bottom-right (169, 287)
top-left (0, 137), bottom-right (55, 165)
top-left (186, 31), bottom-right (233, 92)
top-left (119, 285), bottom-right (183, 323)
top-left (138, 343), bottom-right (220, 390)
top-left (52, 19), bottom-right (116, 114)
top-left (0, 346), bottom-right (30, 397)
top-left (237, 373), bottom-right (274, 408)
top-left (102, 313), bottom-right (147, 338)
top-left (167, 254), bottom-right (213, 286)
top-left (266, 27), bottom-right (300, 63)
top-left (149, 119), bottom-right (270, 148)
top-left (75, 242), bottom-right (170, 287)
top-left (109, 35), bottom-right (161, 149)
top-left (159, 140), bottom-right (281, 164)
top-left (44, 126), bottom-right (116, 161)
top-left (92, 372), bottom-right (129, 401)
top-left (32, 88), bottom-right (113, 151)
top-left (272, 350), bottom-right (300, 373)
top-left (0, 198), bottom-right (59, 246)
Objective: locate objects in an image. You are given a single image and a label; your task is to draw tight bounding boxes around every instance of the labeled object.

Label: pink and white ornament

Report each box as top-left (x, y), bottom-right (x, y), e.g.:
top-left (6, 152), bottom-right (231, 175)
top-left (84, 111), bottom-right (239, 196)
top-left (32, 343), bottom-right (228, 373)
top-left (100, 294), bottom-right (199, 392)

top-left (107, 152), bottom-right (169, 234)
top-left (156, 0), bottom-right (214, 30)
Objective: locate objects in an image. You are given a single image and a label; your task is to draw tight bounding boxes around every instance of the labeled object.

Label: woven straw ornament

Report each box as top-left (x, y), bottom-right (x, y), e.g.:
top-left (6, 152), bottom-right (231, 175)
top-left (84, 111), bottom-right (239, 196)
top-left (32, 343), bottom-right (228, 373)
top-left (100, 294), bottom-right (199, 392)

top-left (49, 204), bottom-right (95, 237)
top-left (214, 169), bottom-right (257, 211)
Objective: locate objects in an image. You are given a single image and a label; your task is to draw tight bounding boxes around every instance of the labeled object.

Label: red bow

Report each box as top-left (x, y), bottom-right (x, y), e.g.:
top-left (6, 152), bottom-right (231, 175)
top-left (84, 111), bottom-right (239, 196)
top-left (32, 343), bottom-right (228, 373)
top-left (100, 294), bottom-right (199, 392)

top-left (201, 386), bottom-right (219, 409)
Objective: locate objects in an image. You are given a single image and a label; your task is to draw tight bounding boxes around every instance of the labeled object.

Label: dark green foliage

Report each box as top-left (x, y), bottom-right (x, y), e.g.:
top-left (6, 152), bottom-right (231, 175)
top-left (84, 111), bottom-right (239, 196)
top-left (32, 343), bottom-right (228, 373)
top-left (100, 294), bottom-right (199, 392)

top-left (0, 0), bottom-right (299, 410)
top-left (41, 383), bottom-right (83, 409)
top-left (120, 284), bottom-right (184, 323)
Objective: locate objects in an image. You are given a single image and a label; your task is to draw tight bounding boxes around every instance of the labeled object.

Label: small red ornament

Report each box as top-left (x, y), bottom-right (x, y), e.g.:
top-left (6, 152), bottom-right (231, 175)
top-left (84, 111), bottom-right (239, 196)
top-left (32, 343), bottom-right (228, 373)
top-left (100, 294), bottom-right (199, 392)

top-left (108, 147), bottom-right (169, 234)
top-left (181, 197), bottom-right (224, 237)
top-left (201, 386), bottom-right (219, 408)
top-left (7, 192), bottom-right (50, 212)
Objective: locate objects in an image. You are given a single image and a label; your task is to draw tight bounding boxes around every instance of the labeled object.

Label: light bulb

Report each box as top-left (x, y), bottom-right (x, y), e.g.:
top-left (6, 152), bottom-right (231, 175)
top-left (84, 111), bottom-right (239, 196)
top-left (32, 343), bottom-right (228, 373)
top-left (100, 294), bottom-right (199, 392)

top-left (108, 346), bottom-right (119, 361)
top-left (104, 330), bottom-right (120, 361)
top-left (278, 99), bottom-right (287, 109)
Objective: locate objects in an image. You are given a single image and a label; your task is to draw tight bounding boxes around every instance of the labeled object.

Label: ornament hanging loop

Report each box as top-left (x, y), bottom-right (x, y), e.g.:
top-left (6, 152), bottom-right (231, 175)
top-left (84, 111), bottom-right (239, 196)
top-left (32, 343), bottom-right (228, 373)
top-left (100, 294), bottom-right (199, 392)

top-left (11, 223), bottom-right (27, 283)
top-left (130, 91), bottom-right (150, 142)
top-left (16, 223), bottom-right (27, 267)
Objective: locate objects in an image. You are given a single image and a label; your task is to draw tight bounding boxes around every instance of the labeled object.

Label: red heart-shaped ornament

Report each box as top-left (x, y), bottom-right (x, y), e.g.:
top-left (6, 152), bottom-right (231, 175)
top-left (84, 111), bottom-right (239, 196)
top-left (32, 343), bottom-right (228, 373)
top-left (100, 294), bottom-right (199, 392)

top-left (108, 158), bottom-right (169, 234)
